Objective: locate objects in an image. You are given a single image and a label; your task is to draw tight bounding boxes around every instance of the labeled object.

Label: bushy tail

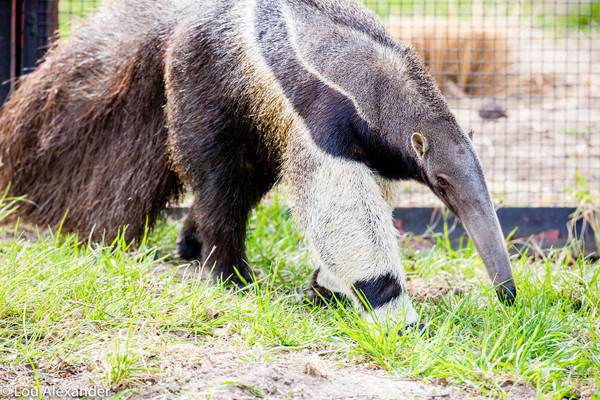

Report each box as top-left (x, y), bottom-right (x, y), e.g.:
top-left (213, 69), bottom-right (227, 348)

top-left (0, 0), bottom-right (187, 241)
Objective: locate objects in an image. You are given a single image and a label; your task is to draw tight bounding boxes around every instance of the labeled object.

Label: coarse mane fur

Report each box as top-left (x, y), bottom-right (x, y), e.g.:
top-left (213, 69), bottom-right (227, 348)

top-left (0, 1), bottom-right (189, 241)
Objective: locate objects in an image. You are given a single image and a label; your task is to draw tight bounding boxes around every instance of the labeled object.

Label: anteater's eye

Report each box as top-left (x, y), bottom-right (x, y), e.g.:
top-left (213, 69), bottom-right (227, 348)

top-left (437, 177), bottom-right (449, 189)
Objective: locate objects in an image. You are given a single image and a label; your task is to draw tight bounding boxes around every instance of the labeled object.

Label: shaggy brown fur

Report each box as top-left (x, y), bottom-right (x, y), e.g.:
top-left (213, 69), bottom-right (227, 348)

top-left (0, 8), bottom-right (182, 242)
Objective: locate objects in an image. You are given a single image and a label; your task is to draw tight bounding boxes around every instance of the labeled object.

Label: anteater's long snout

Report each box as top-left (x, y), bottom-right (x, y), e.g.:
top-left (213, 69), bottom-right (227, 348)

top-left (460, 201), bottom-right (517, 306)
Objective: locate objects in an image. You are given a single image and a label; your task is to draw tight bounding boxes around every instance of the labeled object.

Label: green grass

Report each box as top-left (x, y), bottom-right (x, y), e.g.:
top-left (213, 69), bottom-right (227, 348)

top-left (361, 0), bottom-right (519, 20)
top-left (0, 188), bottom-right (599, 398)
top-left (58, 0), bottom-right (99, 35)
top-left (537, 1), bottom-right (600, 34)
top-left (361, 0), bottom-right (600, 34)
top-left (565, 127), bottom-right (596, 138)
top-left (57, 0), bottom-right (600, 36)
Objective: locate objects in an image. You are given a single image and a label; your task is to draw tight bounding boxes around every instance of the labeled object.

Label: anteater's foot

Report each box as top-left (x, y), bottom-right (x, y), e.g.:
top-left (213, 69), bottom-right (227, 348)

top-left (398, 322), bottom-right (427, 337)
top-left (497, 285), bottom-right (517, 306)
top-left (213, 270), bottom-right (255, 289)
top-left (176, 233), bottom-right (203, 261)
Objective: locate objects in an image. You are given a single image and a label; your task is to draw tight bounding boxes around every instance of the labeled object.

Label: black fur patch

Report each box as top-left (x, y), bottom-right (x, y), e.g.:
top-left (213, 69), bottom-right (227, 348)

top-left (176, 234), bottom-right (203, 261)
top-left (354, 273), bottom-right (403, 310)
top-left (306, 268), bottom-right (350, 307)
top-left (255, 0), bottom-right (423, 182)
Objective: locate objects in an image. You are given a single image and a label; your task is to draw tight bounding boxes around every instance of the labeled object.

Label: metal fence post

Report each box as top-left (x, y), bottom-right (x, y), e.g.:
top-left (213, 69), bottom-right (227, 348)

top-left (0, 0), bottom-right (15, 104)
top-left (22, 0), bottom-right (59, 74)
top-left (0, 0), bottom-right (58, 105)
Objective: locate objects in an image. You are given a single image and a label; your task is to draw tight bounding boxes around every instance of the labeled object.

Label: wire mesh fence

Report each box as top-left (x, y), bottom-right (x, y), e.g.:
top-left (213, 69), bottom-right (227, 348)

top-left (46, 1), bottom-right (600, 208)
top-left (361, 0), bottom-right (599, 208)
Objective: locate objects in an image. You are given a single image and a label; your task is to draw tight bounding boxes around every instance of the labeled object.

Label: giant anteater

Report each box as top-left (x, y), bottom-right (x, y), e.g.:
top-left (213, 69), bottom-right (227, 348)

top-left (0, 0), bottom-right (516, 327)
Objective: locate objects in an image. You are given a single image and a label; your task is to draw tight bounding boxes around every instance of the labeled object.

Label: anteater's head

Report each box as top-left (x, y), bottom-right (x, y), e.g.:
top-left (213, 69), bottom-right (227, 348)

top-left (359, 45), bottom-right (517, 305)
top-left (410, 122), bottom-right (516, 305)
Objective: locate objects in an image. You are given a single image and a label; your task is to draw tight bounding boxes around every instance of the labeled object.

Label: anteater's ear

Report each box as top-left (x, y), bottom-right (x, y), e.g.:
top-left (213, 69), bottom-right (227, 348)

top-left (411, 132), bottom-right (429, 159)
top-left (468, 129), bottom-right (474, 140)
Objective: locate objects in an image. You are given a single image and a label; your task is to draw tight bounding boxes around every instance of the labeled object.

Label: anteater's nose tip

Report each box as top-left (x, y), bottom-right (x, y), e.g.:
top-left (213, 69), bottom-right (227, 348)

top-left (497, 285), bottom-right (517, 306)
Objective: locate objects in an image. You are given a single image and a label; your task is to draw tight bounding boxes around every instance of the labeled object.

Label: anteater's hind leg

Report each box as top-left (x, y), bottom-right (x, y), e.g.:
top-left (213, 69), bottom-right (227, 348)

top-left (175, 151), bottom-right (276, 286)
top-left (177, 187), bottom-right (258, 286)
top-left (164, 34), bottom-right (278, 285)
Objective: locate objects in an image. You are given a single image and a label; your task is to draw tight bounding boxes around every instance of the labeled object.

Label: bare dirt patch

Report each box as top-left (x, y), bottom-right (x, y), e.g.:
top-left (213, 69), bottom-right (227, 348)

top-left (1, 338), bottom-right (536, 400)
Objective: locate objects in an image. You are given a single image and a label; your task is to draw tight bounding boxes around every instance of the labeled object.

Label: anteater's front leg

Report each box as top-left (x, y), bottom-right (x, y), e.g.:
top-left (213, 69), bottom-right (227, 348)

top-left (287, 148), bottom-right (419, 329)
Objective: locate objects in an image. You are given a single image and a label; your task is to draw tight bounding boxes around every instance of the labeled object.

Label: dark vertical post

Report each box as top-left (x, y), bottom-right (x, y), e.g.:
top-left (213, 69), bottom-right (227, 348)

top-left (0, 0), bottom-right (15, 104)
top-left (21, 0), bottom-right (40, 75)
top-left (32, 0), bottom-right (59, 65)
top-left (21, 0), bottom-right (58, 74)
top-left (1, 0), bottom-right (58, 105)
top-left (12, 0), bottom-right (22, 88)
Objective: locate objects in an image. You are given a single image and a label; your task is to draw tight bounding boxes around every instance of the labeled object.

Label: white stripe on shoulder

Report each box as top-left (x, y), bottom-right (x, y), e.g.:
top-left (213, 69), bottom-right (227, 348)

top-left (280, 2), bottom-right (373, 125)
